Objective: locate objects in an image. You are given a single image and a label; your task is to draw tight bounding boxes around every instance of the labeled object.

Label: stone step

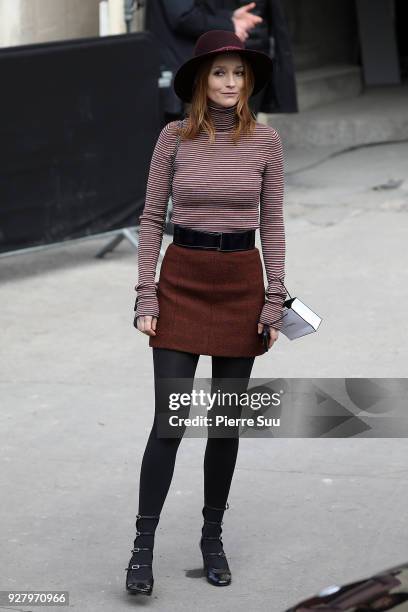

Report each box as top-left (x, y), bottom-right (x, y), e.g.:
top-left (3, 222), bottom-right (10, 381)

top-left (292, 43), bottom-right (325, 72)
top-left (259, 83), bottom-right (408, 149)
top-left (296, 63), bottom-right (363, 111)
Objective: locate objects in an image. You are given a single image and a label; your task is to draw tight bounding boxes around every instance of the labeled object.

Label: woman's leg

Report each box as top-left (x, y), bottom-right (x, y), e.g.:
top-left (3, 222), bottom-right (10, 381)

top-left (200, 355), bottom-right (256, 580)
top-left (203, 355), bottom-right (255, 508)
top-left (127, 348), bottom-right (200, 592)
top-left (138, 347), bottom-right (200, 515)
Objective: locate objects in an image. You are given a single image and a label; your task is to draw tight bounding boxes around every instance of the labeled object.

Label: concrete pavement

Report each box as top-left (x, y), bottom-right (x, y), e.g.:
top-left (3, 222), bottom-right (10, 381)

top-left (1, 135), bottom-right (407, 611)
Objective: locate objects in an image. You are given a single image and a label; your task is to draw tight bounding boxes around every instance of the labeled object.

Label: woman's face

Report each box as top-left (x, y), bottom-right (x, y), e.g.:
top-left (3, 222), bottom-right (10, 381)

top-left (207, 53), bottom-right (245, 107)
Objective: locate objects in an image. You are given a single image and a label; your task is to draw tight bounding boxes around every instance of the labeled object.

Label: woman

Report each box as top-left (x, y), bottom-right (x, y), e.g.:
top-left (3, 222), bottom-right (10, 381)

top-left (125, 29), bottom-right (286, 596)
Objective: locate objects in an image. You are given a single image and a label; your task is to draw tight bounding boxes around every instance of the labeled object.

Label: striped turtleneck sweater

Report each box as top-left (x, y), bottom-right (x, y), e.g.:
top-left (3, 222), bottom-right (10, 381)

top-left (134, 100), bottom-right (286, 329)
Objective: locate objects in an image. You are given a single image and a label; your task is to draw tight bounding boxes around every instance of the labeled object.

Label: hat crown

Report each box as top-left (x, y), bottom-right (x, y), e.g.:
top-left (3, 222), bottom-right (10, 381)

top-left (194, 30), bottom-right (244, 58)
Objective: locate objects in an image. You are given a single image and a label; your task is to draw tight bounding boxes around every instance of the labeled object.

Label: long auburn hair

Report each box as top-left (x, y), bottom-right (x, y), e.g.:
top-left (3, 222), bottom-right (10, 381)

top-left (176, 53), bottom-right (257, 145)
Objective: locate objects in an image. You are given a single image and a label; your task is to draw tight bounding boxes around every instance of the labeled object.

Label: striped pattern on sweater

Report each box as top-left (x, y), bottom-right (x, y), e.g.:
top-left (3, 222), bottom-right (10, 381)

top-left (135, 101), bottom-right (286, 329)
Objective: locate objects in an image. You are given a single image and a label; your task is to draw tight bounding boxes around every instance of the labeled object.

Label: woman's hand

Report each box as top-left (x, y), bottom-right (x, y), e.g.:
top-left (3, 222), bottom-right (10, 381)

top-left (135, 315), bottom-right (158, 336)
top-left (258, 323), bottom-right (279, 349)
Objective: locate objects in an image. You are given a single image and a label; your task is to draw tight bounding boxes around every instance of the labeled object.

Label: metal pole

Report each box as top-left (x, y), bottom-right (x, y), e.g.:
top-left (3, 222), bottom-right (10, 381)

top-left (124, 0), bottom-right (138, 33)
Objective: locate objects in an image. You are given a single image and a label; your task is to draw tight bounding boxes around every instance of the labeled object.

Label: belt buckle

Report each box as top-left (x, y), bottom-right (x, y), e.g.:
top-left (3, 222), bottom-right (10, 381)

top-left (216, 232), bottom-right (225, 251)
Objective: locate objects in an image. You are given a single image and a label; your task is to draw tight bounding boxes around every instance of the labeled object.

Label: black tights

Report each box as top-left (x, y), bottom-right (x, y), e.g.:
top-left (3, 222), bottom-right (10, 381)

top-left (138, 348), bottom-right (255, 515)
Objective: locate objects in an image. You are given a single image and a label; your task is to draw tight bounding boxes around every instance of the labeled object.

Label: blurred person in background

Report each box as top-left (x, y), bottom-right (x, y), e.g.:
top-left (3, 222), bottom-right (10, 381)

top-left (145, 0), bottom-right (297, 125)
top-left (217, 0), bottom-right (298, 114)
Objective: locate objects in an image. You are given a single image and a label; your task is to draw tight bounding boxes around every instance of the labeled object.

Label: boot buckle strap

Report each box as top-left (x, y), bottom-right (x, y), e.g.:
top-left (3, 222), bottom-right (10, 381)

top-left (136, 513), bottom-right (160, 519)
top-left (125, 563), bottom-right (153, 571)
top-left (131, 547), bottom-right (152, 553)
top-left (203, 502), bottom-right (229, 511)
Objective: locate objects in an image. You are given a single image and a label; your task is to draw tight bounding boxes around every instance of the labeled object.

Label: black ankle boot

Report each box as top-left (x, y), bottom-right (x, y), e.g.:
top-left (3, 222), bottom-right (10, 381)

top-left (125, 513), bottom-right (160, 595)
top-left (199, 501), bottom-right (231, 586)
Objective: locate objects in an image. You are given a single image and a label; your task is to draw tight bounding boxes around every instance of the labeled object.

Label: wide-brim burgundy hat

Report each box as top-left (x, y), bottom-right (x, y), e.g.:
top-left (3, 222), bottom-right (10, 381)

top-left (173, 30), bottom-right (274, 103)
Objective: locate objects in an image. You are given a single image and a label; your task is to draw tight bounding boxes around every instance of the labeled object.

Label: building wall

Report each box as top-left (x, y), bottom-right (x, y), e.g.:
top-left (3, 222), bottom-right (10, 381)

top-left (0, 0), bottom-right (100, 48)
top-left (282, 0), bottom-right (358, 69)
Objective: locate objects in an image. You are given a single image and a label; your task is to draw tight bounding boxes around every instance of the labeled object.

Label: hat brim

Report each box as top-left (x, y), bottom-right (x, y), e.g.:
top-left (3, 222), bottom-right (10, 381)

top-left (173, 48), bottom-right (273, 103)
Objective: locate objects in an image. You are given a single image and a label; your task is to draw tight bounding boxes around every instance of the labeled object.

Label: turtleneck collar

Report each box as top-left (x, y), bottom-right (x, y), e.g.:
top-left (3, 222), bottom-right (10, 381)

top-left (207, 99), bottom-right (238, 132)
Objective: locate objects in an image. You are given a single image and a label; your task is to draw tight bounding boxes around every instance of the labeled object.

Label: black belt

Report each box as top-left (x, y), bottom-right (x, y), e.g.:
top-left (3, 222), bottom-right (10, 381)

top-left (173, 224), bottom-right (255, 252)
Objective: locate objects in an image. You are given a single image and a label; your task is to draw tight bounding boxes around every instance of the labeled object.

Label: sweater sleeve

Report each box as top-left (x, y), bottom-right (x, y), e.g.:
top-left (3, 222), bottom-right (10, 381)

top-left (134, 121), bottom-right (179, 319)
top-left (258, 128), bottom-right (287, 330)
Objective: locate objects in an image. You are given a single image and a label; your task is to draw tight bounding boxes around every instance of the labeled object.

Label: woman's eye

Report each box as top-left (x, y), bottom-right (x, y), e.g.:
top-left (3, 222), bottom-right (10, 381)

top-left (214, 71), bottom-right (244, 76)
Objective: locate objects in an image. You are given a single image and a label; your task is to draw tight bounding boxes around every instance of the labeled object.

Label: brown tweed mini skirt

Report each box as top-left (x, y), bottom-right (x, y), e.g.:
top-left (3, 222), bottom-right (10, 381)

top-left (149, 241), bottom-right (267, 357)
